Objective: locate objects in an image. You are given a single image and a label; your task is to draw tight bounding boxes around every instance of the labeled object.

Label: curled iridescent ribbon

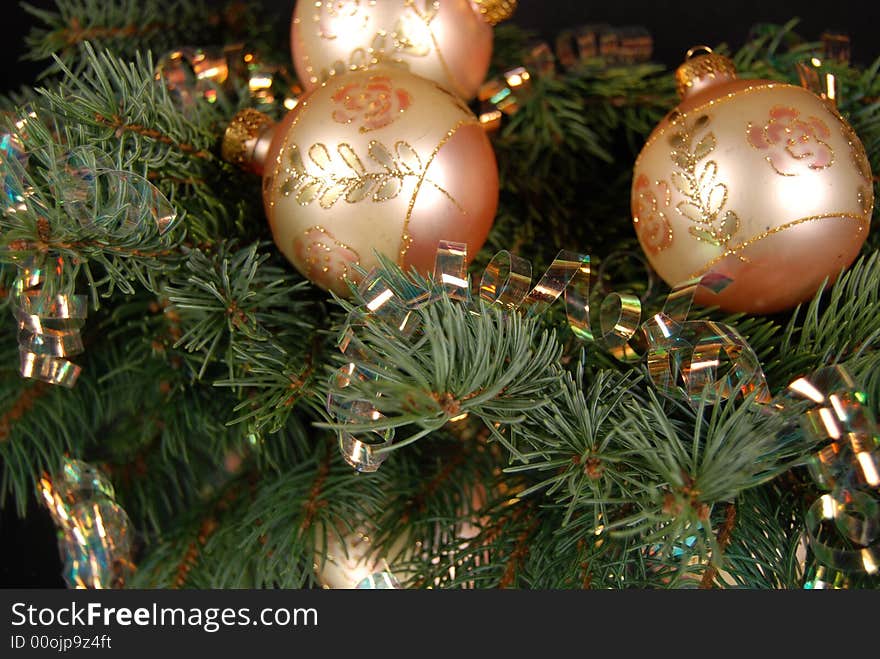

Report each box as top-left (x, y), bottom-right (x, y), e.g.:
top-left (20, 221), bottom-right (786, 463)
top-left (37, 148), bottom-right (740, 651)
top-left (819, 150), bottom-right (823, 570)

top-left (155, 45), bottom-right (302, 113)
top-left (14, 259), bottom-right (87, 388)
top-left (784, 366), bottom-right (879, 579)
top-left (478, 65), bottom-right (535, 132)
top-left (2, 136), bottom-right (178, 386)
top-left (328, 363), bottom-right (395, 473)
top-left (329, 240), bottom-right (770, 470)
top-left (642, 272), bottom-right (771, 405)
top-left (432, 241), bottom-right (768, 404)
top-left (479, 24), bottom-right (655, 131)
top-left (38, 458), bottom-right (135, 589)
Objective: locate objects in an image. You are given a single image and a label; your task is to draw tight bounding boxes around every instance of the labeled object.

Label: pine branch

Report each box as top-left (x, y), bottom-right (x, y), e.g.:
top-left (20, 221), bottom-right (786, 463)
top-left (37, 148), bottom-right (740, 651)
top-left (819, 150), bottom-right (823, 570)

top-left (323, 285), bottom-right (565, 458)
top-left (773, 250), bottom-right (880, 389)
top-left (164, 242), bottom-right (317, 379)
top-left (22, 0), bottom-right (268, 75)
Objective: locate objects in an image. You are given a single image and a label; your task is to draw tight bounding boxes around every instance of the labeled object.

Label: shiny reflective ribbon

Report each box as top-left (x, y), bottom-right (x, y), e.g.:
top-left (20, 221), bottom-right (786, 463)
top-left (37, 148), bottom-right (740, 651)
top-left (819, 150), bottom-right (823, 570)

top-left (803, 564), bottom-right (850, 589)
top-left (327, 362), bottom-right (395, 473)
top-left (783, 366), bottom-right (880, 579)
top-left (478, 26), bottom-right (654, 132)
top-left (38, 458), bottom-right (135, 589)
top-left (1, 128), bottom-right (30, 213)
top-left (3, 142), bottom-right (178, 387)
top-left (518, 24), bottom-right (653, 80)
top-left (556, 24), bottom-right (653, 68)
top-left (821, 31), bottom-right (851, 64)
top-left (14, 259), bottom-right (87, 388)
top-left (328, 241), bottom-right (771, 470)
top-left (51, 146), bottom-right (179, 235)
top-left (155, 45), bottom-right (302, 112)
top-left (795, 57), bottom-right (840, 109)
top-left (643, 273), bottom-right (771, 405)
top-left (355, 572), bottom-right (402, 589)
top-left (331, 242), bottom-right (879, 582)
top-left (328, 267), bottom-right (425, 471)
top-left (478, 66), bottom-right (535, 132)
top-left (441, 241), bottom-right (768, 404)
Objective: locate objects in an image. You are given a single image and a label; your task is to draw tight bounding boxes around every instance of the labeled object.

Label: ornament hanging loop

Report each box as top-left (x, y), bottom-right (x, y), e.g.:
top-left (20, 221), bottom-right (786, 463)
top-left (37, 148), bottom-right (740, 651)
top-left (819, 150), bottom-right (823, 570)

top-left (685, 45), bottom-right (715, 60)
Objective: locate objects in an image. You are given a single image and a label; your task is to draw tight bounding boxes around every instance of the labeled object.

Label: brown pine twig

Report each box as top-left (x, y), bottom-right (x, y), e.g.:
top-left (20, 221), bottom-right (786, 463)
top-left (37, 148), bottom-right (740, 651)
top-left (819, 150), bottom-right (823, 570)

top-left (61, 17), bottom-right (168, 48)
top-left (699, 502), bottom-right (737, 589)
top-left (299, 446), bottom-right (332, 533)
top-left (499, 516), bottom-right (540, 589)
top-left (0, 382), bottom-right (50, 442)
top-left (172, 486), bottom-right (239, 588)
top-left (94, 113), bottom-right (213, 161)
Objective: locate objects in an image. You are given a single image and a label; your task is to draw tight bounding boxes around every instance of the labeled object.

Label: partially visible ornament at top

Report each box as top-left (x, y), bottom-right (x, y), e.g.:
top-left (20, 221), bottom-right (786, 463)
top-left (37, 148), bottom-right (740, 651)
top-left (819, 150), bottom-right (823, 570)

top-left (290, 0), bottom-right (517, 100)
top-left (631, 46), bottom-right (873, 314)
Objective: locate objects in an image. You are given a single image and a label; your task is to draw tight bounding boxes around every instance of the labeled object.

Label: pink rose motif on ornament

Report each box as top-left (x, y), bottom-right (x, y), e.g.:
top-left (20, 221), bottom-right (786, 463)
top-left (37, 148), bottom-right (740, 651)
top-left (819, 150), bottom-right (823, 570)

top-left (294, 226), bottom-right (361, 290)
top-left (747, 105), bottom-right (834, 176)
top-left (332, 76), bottom-right (413, 133)
top-left (632, 174), bottom-right (673, 254)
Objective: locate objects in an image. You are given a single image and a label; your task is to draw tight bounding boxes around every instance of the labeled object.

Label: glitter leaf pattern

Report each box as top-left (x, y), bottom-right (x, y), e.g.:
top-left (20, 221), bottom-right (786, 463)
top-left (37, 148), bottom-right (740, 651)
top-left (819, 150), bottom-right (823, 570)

top-left (279, 140), bottom-right (456, 211)
top-left (667, 114), bottom-right (740, 249)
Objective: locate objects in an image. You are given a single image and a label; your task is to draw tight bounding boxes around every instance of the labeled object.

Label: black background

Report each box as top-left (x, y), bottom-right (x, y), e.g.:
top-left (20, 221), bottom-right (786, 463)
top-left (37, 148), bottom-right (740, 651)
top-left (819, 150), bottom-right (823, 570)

top-left (1, 0), bottom-right (879, 588)
top-left (2, 0), bottom-right (880, 89)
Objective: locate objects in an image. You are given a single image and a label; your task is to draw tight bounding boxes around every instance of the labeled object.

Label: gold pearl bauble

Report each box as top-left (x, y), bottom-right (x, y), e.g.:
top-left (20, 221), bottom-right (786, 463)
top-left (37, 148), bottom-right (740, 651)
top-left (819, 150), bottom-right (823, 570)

top-left (291, 0), bottom-right (496, 100)
top-left (313, 482), bottom-right (489, 588)
top-left (258, 67), bottom-right (498, 296)
top-left (632, 48), bottom-right (873, 314)
top-left (313, 523), bottom-right (410, 589)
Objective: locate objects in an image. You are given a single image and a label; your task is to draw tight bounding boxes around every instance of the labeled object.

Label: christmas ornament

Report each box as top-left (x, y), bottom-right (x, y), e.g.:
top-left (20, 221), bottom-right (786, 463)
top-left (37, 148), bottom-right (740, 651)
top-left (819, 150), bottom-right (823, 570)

top-left (222, 67), bottom-right (499, 295)
top-left (313, 522), bottom-right (405, 589)
top-left (290, 0), bottom-right (517, 100)
top-left (631, 47), bottom-right (873, 314)
top-left (314, 482), bottom-right (488, 588)
top-left (39, 458), bottom-right (135, 589)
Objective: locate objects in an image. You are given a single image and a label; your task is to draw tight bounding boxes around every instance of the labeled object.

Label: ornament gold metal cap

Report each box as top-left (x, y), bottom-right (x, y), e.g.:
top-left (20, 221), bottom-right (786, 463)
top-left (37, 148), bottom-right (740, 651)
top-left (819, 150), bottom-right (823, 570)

top-left (472, 0), bottom-right (517, 26)
top-left (222, 108), bottom-right (275, 174)
top-left (675, 46), bottom-right (738, 98)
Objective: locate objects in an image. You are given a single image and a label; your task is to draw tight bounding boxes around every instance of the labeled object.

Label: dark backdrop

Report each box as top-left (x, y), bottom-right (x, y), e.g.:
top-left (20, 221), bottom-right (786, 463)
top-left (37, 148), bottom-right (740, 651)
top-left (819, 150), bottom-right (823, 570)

top-left (1, 0), bottom-right (879, 587)
top-left (2, 0), bottom-right (880, 89)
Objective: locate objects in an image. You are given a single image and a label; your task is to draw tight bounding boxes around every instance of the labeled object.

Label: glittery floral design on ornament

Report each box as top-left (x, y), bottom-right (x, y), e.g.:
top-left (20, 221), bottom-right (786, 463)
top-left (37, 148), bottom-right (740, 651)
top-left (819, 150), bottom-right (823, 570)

top-left (632, 174), bottom-right (673, 253)
top-left (332, 76), bottom-right (413, 133)
top-left (667, 114), bottom-right (741, 249)
top-left (747, 106), bottom-right (835, 176)
top-left (294, 226), bottom-right (361, 289)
